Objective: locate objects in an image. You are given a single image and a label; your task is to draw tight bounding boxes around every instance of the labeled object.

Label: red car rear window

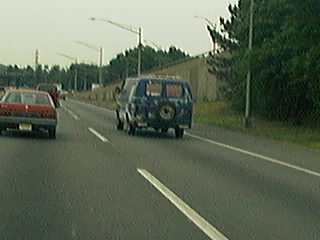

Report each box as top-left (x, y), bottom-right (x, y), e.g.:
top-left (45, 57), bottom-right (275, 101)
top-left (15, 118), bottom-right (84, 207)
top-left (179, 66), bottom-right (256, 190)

top-left (3, 92), bottom-right (52, 105)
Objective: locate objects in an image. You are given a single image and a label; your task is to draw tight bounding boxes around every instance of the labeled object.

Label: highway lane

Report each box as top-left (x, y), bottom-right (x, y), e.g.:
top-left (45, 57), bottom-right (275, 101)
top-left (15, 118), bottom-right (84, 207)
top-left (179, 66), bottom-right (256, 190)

top-left (0, 102), bottom-right (207, 239)
top-left (0, 99), bottom-right (319, 240)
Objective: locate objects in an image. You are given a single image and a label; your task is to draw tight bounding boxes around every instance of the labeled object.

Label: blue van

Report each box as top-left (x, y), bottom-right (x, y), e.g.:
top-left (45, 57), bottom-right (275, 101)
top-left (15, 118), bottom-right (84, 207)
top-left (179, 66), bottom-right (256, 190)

top-left (115, 76), bottom-right (193, 138)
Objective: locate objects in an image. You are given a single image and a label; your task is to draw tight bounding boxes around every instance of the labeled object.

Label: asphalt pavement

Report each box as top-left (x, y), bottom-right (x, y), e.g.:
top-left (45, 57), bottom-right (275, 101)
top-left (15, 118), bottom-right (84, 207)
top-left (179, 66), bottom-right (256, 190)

top-left (0, 99), bottom-right (319, 240)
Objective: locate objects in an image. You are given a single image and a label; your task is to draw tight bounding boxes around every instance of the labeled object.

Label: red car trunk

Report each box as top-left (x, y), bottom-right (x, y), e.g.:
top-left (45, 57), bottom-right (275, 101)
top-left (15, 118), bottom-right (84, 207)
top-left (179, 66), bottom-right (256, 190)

top-left (0, 89), bottom-right (58, 138)
top-left (0, 102), bottom-right (56, 119)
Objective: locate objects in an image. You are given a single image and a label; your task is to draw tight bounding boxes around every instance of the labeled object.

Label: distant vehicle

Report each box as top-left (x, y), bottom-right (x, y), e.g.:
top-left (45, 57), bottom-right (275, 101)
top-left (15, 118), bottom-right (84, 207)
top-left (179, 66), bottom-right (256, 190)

top-left (36, 83), bottom-right (59, 107)
top-left (115, 75), bottom-right (193, 138)
top-left (0, 89), bottom-right (57, 138)
top-left (59, 90), bottom-right (68, 100)
top-left (54, 83), bottom-right (62, 92)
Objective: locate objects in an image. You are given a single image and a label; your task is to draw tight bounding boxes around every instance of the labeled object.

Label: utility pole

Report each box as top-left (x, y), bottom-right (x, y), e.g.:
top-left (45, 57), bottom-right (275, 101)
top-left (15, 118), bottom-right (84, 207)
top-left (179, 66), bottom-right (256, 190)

top-left (137, 27), bottom-right (142, 76)
top-left (245, 0), bottom-right (254, 128)
top-left (91, 17), bottom-right (143, 76)
top-left (75, 40), bottom-right (104, 86)
top-left (35, 49), bottom-right (40, 66)
top-left (99, 47), bottom-right (103, 83)
top-left (144, 40), bottom-right (162, 51)
top-left (57, 53), bottom-right (78, 91)
top-left (34, 49), bottom-right (40, 83)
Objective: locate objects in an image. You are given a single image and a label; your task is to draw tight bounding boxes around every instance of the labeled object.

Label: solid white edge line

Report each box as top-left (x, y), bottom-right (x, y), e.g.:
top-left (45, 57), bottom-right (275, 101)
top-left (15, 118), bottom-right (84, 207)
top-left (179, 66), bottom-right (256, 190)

top-left (88, 127), bottom-right (109, 143)
top-left (62, 106), bottom-right (79, 120)
top-left (186, 132), bottom-right (320, 178)
top-left (137, 168), bottom-right (230, 240)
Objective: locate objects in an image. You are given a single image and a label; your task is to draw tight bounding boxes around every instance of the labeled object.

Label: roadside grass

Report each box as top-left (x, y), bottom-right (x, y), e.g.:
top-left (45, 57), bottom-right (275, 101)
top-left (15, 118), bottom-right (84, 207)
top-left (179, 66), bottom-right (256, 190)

top-left (195, 101), bottom-right (320, 151)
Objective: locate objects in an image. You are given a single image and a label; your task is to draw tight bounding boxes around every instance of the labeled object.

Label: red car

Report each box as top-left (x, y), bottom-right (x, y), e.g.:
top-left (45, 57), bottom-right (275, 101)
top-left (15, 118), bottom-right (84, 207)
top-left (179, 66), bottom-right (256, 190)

top-left (0, 89), bottom-right (57, 138)
top-left (36, 83), bottom-right (59, 107)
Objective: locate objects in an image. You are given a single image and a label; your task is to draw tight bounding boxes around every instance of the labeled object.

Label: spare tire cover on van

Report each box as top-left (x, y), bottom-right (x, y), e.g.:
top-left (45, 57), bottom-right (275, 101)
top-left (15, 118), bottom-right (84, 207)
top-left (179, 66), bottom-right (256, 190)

top-left (157, 102), bottom-right (176, 121)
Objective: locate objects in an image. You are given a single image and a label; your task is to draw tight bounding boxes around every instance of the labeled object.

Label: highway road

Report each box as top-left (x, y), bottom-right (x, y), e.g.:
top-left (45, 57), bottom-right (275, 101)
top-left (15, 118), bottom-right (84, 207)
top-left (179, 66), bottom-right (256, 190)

top-left (0, 99), bottom-right (319, 240)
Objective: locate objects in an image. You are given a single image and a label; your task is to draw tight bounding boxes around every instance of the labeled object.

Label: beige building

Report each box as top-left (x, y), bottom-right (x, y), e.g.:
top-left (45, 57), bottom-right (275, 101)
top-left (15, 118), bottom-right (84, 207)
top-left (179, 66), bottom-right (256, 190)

top-left (88, 52), bottom-right (227, 103)
top-left (145, 53), bottom-right (226, 102)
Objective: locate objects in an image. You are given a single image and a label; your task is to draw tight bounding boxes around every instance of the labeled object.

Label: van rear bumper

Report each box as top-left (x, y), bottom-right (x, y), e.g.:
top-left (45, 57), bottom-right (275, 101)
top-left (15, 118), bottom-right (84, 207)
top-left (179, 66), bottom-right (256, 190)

top-left (134, 118), bottom-right (192, 129)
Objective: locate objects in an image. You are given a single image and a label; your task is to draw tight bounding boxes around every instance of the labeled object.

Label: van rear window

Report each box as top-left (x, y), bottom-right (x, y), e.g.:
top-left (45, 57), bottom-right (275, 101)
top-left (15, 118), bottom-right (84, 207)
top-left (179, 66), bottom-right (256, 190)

top-left (146, 83), bottom-right (162, 96)
top-left (166, 84), bottom-right (183, 97)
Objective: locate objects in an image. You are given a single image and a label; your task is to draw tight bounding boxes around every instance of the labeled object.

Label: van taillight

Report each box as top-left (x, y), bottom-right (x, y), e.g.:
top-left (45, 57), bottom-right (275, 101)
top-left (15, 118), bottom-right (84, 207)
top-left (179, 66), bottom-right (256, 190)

top-left (183, 109), bottom-right (192, 115)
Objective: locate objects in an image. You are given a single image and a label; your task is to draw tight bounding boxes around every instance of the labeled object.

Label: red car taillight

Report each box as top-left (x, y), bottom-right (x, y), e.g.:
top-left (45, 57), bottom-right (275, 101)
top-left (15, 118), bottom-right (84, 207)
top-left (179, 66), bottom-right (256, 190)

top-left (41, 110), bottom-right (56, 119)
top-left (0, 107), bottom-right (10, 116)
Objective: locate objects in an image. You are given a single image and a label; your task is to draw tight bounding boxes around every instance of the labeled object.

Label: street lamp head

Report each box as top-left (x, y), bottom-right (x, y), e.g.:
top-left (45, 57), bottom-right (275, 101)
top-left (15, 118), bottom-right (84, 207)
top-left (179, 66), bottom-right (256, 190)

top-left (90, 17), bottom-right (96, 21)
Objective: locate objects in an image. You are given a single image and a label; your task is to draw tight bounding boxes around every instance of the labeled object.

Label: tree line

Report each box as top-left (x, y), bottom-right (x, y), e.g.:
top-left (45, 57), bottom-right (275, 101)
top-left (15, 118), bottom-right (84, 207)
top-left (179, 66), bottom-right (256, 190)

top-left (0, 46), bottom-right (190, 91)
top-left (208, 0), bottom-right (319, 124)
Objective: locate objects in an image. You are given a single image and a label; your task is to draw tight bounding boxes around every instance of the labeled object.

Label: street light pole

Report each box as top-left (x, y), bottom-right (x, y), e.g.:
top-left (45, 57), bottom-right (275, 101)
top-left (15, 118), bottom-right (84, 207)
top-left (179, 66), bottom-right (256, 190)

top-left (245, 0), bottom-right (254, 128)
top-left (75, 40), bottom-right (104, 85)
top-left (91, 17), bottom-right (142, 76)
top-left (57, 53), bottom-right (78, 91)
top-left (34, 49), bottom-right (40, 84)
top-left (137, 27), bottom-right (142, 76)
top-left (194, 15), bottom-right (217, 53)
top-left (144, 40), bottom-right (162, 51)
top-left (99, 47), bottom-right (103, 84)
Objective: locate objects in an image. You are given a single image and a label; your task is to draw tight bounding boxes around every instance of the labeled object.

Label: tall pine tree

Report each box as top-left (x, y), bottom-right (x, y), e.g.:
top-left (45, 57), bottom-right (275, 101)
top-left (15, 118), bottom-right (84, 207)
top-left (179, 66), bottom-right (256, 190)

top-left (208, 0), bottom-right (320, 124)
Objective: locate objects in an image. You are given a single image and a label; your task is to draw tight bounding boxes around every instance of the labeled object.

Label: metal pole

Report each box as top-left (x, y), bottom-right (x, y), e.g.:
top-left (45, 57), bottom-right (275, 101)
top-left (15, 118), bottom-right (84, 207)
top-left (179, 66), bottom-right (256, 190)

top-left (84, 71), bottom-right (87, 90)
top-left (137, 27), bottom-right (142, 76)
top-left (68, 77), bottom-right (71, 91)
top-left (74, 59), bottom-right (78, 91)
top-left (245, 0), bottom-right (254, 128)
top-left (74, 68), bottom-right (78, 91)
top-left (91, 18), bottom-right (142, 77)
top-left (99, 47), bottom-right (103, 85)
top-left (34, 49), bottom-right (39, 84)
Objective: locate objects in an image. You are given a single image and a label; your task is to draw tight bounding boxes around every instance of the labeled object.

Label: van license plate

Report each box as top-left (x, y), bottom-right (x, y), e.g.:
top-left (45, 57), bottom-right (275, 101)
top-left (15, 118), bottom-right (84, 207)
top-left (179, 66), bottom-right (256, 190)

top-left (19, 123), bottom-right (32, 131)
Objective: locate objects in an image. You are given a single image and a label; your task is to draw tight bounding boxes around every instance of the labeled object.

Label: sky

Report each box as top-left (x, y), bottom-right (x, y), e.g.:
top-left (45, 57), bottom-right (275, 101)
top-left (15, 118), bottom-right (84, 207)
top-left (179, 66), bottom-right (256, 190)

top-left (0, 0), bottom-right (238, 67)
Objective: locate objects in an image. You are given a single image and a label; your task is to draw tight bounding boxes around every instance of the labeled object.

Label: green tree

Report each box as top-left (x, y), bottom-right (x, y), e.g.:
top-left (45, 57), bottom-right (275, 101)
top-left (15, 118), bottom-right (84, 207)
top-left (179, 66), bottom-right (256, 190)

top-left (105, 45), bottom-right (190, 83)
top-left (208, 0), bottom-right (320, 124)
top-left (0, 45), bottom-right (190, 90)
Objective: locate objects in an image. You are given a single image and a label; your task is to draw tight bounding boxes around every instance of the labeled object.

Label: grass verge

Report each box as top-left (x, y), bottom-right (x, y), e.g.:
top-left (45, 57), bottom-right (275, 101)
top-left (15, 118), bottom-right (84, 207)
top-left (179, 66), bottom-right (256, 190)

top-left (195, 101), bottom-right (320, 151)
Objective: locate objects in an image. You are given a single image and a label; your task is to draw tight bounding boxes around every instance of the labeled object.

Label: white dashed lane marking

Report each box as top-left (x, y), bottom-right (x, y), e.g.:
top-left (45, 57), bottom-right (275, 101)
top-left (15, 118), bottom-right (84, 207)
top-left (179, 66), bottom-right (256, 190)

top-left (62, 106), bottom-right (79, 120)
top-left (88, 128), bottom-right (109, 143)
